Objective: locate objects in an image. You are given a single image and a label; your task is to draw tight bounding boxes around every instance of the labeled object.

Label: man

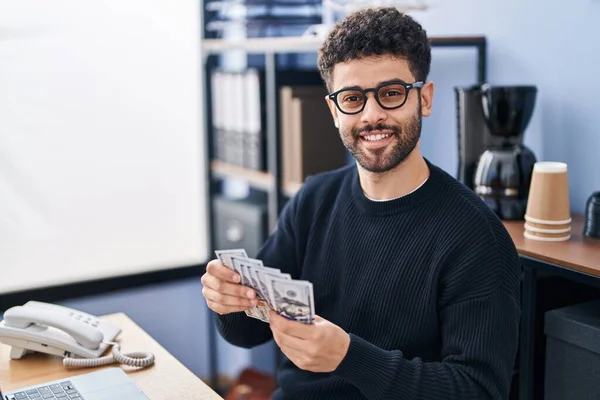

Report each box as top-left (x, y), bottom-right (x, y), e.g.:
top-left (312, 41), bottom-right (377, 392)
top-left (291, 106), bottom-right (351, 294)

top-left (201, 7), bottom-right (521, 400)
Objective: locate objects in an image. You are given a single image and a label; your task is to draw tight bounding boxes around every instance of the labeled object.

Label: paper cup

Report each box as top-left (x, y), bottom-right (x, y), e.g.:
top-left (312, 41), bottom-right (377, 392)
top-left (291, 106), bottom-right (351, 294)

top-left (524, 162), bottom-right (571, 223)
top-left (524, 229), bottom-right (571, 242)
top-left (524, 216), bottom-right (571, 231)
top-left (524, 223), bottom-right (571, 234)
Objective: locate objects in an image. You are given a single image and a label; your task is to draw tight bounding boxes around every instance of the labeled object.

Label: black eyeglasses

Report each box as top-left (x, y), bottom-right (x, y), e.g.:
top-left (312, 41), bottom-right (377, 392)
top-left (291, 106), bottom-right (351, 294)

top-left (328, 80), bottom-right (424, 115)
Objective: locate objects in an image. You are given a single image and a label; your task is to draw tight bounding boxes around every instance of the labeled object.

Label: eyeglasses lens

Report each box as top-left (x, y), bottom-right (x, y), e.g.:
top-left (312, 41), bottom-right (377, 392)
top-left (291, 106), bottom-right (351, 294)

top-left (335, 83), bottom-right (408, 113)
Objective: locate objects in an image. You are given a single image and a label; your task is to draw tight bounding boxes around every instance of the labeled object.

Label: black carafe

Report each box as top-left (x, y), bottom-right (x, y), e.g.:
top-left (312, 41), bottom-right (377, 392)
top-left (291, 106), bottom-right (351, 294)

top-left (472, 85), bottom-right (538, 220)
top-left (455, 85), bottom-right (505, 191)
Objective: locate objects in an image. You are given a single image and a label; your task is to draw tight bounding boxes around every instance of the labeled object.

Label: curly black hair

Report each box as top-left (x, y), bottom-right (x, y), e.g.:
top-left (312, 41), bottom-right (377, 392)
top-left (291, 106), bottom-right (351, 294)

top-left (317, 7), bottom-right (431, 92)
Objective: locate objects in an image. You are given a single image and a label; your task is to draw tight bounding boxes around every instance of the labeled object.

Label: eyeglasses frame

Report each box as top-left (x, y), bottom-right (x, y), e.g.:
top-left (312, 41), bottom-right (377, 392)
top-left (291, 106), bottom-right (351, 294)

top-left (327, 80), bottom-right (425, 115)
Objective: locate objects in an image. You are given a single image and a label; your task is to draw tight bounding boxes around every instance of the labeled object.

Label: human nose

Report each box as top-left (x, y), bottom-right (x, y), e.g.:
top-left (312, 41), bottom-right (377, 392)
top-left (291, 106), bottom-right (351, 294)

top-left (360, 93), bottom-right (387, 125)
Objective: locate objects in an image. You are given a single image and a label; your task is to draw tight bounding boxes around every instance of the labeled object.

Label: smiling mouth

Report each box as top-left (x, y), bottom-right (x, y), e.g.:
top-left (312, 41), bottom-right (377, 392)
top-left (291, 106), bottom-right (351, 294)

top-left (362, 133), bottom-right (390, 141)
top-left (359, 130), bottom-right (395, 142)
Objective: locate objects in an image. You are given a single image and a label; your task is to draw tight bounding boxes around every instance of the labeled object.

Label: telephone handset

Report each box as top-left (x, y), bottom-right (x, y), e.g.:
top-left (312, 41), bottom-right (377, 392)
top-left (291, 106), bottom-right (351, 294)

top-left (0, 301), bottom-right (154, 369)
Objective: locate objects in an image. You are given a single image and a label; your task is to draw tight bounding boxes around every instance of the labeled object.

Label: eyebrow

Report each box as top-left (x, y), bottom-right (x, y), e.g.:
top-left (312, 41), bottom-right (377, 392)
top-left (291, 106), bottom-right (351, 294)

top-left (336, 78), bottom-right (406, 92)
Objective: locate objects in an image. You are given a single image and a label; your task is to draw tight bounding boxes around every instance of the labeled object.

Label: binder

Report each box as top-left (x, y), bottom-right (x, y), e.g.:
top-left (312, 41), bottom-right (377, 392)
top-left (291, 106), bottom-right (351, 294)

top-left (210, 70), bottom-right (225, 162)
top-left (243, 68), bottom-right (266, 171)
top-left (231, 71), bottom-right (246, 166)
top-left (280, 85), bottom-right (348, 186)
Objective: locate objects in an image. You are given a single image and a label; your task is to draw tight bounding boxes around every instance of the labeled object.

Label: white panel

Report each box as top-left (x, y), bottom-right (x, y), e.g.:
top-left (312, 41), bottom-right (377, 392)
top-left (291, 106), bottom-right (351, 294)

top-left (0, 0), bottom-right (208, 294)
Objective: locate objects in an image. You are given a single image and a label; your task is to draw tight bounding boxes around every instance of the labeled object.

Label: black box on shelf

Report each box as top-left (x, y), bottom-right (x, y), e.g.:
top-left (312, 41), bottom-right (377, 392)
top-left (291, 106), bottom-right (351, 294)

top-left (212, 194), bottom-right (269, 259)
top-left (544, 299), bottom-right (600, 400)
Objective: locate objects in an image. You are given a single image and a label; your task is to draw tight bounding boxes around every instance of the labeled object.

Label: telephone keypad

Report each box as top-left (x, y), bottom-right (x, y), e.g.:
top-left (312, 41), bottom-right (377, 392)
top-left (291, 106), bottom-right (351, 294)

top-left (67, 311), bottom-right (100, 327)
top-left (7, 381), bottom-right (84, 400)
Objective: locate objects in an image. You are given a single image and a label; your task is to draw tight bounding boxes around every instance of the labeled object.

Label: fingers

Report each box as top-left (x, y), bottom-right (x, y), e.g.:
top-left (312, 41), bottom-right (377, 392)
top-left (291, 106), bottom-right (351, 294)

top-left (201, 259), bottom-right (259, 316)
top-left (203, 273), bottom-right (256, 298)
top-left (206, 259), bottom-right (242, 283)
top-left (270, 322), bottom-right (306, 353)
top-left (201, 263), bottom-right (257, 300)
top-left (205, 300), bottom-right (253, 315)
top-left (271, 330), bottom-right (314, 371)
top-left (269, 310), bottom-right (312, 339)
top-left (277, 344), bottom-right (306, 367)
top-left (203, 287), bottom-right (257, 308)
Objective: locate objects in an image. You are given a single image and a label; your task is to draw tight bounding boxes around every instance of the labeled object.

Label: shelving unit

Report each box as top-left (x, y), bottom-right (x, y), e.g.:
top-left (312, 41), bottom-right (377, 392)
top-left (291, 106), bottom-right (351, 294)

top-left (200, 34), bottom-right (488, 393)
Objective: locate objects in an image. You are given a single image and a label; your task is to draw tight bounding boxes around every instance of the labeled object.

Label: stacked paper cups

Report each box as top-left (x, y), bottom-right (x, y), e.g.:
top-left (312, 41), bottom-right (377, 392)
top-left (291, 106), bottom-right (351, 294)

top-left (524, 162), bottom-right (571, 242)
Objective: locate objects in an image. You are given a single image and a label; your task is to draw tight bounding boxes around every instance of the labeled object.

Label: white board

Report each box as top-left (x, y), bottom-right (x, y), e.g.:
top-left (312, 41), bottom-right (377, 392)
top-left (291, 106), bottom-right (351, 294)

top-left (0, 0), bottom-right (209, 294)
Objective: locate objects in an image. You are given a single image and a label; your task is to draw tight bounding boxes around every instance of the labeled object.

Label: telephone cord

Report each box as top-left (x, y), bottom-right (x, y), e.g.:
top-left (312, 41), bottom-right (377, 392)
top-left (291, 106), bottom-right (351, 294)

top-left (62, 342), bottom-right (155, 369)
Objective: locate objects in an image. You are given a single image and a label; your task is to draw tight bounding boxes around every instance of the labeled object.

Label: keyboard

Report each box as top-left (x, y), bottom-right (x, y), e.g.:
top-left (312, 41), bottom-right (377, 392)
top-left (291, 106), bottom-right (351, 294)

top-left (5, 380), bottom-right (84, 400)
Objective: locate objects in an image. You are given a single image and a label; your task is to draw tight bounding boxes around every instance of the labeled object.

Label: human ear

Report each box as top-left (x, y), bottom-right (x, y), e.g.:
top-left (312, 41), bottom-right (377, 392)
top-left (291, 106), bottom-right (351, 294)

top-left (420, 81), bottom-right (434, 118)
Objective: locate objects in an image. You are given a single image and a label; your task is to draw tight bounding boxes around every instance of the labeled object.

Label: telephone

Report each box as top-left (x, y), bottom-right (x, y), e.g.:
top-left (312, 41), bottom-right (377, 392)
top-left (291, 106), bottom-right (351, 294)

top-left (0, 301), bottom-right (155, 369)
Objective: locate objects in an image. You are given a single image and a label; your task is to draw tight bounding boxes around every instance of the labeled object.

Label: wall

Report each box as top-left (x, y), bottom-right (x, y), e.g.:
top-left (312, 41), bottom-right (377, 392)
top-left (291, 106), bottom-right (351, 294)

top-left (414, 0), bottom-right (600, 213)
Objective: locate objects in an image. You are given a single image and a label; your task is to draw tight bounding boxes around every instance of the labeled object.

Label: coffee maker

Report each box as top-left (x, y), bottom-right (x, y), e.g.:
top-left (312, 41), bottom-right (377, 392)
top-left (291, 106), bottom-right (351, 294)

top-left (455, 84), bottom-right (538, 220)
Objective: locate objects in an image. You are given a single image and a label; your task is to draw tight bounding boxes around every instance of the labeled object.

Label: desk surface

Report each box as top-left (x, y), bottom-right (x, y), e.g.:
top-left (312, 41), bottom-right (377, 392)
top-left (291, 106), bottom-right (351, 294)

top-left (0, 313), bottom-right (223, 400)
top-left (503, 213), bottom-right (600, 277)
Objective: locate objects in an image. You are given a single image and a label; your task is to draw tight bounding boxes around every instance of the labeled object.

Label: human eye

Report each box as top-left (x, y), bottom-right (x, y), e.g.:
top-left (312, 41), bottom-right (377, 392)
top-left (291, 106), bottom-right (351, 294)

top-left (343, 95), bottom-right (361, 103)
top-left (380, 86), bottom-right (405, 98)
top-left (341, 91), bottom-right (363, 104)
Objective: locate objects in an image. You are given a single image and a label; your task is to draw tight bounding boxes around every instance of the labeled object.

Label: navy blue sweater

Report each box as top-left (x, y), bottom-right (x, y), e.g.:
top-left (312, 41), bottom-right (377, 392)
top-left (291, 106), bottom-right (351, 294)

top-left (215, 160), bottom-right (521, 400)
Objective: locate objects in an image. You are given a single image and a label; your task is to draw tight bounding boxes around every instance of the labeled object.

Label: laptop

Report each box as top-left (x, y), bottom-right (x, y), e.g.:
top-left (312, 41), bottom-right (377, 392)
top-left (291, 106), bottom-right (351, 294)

top-left (2, 368), bottom-right (149, 400)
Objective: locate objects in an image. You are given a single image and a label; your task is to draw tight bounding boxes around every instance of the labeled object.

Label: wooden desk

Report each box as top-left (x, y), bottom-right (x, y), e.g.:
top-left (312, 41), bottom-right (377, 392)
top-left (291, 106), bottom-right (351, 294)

top-left (504, 214), bottom-right (600, 277)
top-left (0, 313), bottom-right (223, 400)
top-left (503, 214), bottom-right (600, 400)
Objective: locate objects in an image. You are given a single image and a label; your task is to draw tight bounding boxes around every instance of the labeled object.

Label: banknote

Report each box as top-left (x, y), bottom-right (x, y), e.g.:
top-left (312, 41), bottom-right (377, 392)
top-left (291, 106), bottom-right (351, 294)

top-left (231, 255), bottom-right (261, 287)
top-left (254, 268), bottom-right (291, 309)
top-left (215, 249), bottom-right (247, 270)
top-left (266, 276), bottom-right (315, 324)
top-left (214, 249), bottom-right (315, 324)
top-left (214, 249), bottom-right (262, 320)
top-left (231, 255), bottom-right (268, 321)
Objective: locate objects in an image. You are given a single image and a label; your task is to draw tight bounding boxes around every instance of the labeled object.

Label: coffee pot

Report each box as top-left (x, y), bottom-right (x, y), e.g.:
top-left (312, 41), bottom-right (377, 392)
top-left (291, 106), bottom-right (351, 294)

top-left (455, 85), bottom-right (504, 191)
top-left (455, 84), bottom-right (538, 220)
top-left (473, 84), bottom-right (538, 220)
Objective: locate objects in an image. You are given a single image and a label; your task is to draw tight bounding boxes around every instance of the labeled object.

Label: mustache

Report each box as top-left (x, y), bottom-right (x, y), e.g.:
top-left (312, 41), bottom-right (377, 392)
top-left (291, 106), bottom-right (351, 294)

top-left (353, 124), bottom-right (400, 138)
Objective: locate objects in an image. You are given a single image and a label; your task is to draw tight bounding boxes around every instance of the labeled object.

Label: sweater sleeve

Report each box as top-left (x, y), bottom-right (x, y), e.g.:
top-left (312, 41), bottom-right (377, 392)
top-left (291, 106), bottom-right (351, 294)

top-left (333, 219), bottom-right (521, 400)
top-left (214, 188), bottom-right (302, 349)
top-left (333, 290), bottom-right (520, 400)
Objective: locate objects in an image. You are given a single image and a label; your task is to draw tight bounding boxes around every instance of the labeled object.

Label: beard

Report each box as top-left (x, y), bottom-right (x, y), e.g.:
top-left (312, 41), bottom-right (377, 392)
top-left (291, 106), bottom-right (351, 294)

top-left (339, 108), bottom-right (422, 173)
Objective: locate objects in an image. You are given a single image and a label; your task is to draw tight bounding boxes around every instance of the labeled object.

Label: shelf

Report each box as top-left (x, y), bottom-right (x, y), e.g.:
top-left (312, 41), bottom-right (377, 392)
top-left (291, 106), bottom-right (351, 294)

top-left (210, 160), bottom-right (304, 196)
top-left (202, 36), bottom-right (323, 54)
top-left (211, 160), bottom-right (274, 191)
top-left (201, 35), bottom-right (486, 55)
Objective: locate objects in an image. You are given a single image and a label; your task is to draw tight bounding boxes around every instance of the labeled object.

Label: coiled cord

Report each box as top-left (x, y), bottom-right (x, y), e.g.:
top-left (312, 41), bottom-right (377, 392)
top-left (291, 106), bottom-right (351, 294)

top-left (63, 342), bottom-right (155, 369)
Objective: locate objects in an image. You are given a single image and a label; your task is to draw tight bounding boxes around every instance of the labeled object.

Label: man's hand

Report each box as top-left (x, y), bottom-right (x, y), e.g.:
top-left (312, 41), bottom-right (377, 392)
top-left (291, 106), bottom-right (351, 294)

top-left (269, 310), bottom-right (350, 373)
top-left (201, 259), bottom-right (258, 315)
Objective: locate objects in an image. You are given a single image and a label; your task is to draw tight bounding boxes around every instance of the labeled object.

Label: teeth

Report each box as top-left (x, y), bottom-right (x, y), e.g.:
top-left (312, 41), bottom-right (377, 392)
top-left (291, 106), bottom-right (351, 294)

top-left (364, 133), bottom-right (390, 141)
